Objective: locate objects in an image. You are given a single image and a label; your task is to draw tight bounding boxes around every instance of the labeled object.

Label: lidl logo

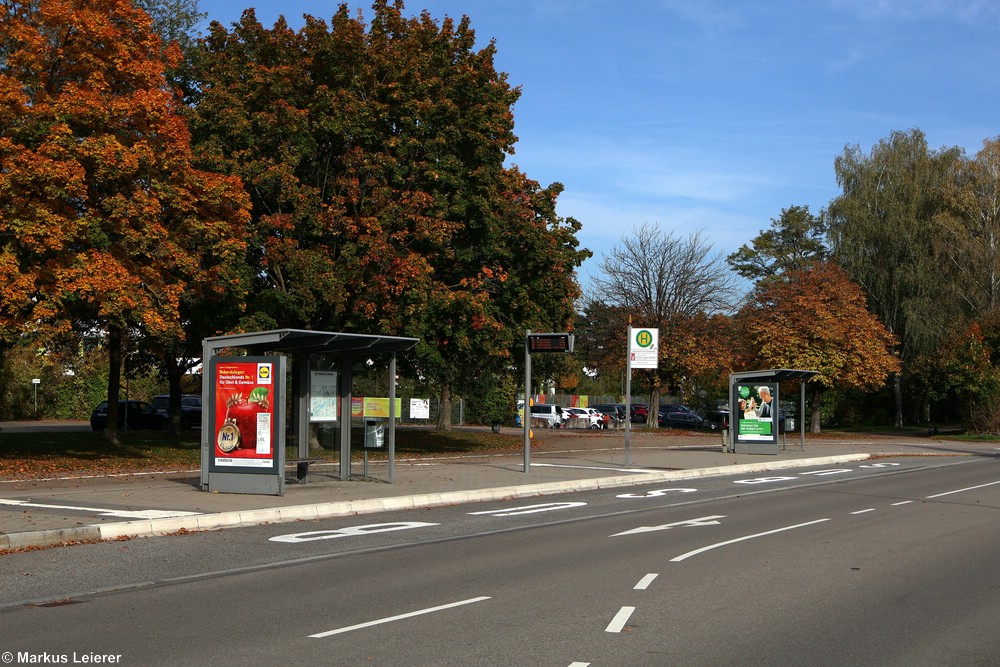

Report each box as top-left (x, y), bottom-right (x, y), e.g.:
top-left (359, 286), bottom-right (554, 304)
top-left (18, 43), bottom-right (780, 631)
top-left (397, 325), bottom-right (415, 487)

top-left (257, 363), bottom-right (273, 384)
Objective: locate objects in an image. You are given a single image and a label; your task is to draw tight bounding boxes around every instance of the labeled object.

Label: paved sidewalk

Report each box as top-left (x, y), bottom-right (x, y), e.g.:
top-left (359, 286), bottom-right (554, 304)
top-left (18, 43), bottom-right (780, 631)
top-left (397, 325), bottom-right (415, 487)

top-left (1, 426), bottom-right (996, 551)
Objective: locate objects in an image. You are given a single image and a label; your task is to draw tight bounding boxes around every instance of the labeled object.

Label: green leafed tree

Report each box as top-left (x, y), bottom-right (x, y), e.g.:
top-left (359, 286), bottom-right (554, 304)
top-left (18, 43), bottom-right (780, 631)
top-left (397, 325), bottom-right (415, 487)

top-left (828, 128), bottom-right (963, 426)
top-left (934, 137), bottom-right (1000, 319)
top-left (187, 1), bottom-right (588, 428)
top-left (726, 204), bottom-right (829, 282)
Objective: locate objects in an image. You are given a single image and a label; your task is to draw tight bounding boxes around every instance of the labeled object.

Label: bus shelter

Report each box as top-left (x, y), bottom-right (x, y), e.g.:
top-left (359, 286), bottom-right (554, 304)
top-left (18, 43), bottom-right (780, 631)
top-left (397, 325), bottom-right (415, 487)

top-left (729, 369), bottom-right (817, 454)
top-left (200, 329), bottom-right (418, 495)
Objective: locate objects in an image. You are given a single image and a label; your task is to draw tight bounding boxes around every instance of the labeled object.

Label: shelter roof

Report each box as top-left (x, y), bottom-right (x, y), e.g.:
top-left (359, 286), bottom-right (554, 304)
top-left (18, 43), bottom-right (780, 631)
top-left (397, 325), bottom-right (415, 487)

top-left (204, 328), bottom-right (419, 356)
top-left (729, 369), bottom-right (819, 383)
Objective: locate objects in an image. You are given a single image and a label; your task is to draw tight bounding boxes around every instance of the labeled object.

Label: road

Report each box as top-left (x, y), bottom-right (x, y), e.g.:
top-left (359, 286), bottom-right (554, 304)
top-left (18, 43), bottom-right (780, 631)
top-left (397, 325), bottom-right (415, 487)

top-left (2, 456), bottom-right (999, 665)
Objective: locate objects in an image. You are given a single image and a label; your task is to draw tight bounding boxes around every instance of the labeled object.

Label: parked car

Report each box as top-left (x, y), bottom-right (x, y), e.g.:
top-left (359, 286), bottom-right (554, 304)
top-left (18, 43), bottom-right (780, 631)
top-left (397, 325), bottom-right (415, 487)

top-left (90, 400), bottom-right (168, 431)
top-left (592, 404), bottom-right (626, 421)
top-left (564, 407), bottom-right (602, 429)
top-left (151, 394), bottom-right (203, 430)
top-left (529, 403), bottom-right (564, 428)
top-left (702, 410), bottom-right (729, 431)
top-left (630, 404), bottom-right (649, 423)
top-left (657, 410), bottom-right (706, 430)
top-left (659, 404), bottom-right (694, 415)
top-left (586, 407), bottom-right (607, 427)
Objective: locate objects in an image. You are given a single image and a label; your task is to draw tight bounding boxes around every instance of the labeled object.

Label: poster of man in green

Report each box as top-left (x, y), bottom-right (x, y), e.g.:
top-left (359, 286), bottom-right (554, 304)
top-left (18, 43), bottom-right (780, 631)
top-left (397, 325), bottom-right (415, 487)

top-left (736, 383), bottom-right (778, 444)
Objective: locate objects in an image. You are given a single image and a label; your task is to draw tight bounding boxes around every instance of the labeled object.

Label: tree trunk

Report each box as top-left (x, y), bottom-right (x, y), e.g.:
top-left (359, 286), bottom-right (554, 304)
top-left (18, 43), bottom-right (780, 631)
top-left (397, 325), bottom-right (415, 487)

top-left (436, 383), bottom-right (452, 430)
top-left (894, 373), bottom-right (903, 428)
top-left (165, 355), bottom-right (184, 435)
top-left (646, 387), bottom-right (661, 429)
top-left (106, 324), bottom-right (122, 445)
top-left (810, 385), bottom-right (822, 434)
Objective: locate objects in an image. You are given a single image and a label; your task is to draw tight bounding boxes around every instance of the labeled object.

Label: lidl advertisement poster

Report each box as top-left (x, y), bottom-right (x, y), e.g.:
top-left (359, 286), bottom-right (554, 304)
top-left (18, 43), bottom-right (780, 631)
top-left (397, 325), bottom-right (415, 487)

top-left (213, 361), bottom-right (275, 467)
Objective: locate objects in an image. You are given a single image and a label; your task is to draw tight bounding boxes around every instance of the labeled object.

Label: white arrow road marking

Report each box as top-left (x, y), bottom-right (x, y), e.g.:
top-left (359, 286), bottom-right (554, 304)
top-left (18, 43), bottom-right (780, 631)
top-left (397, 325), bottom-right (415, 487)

top-left (605, 606), bottom-right (635, 633)
top-left (671, 518), bottom-right (831, 562)
top-left (733, 476), bottom-right (797, 485)
top-left (310, 596), bottom-right (491, 638)
top-left (798, 469), bottom-right (852, 476)
top-left (0, 498), bottom-right (200, 520)
top-left (612, 515), bottom-right (725, 537)
top-left (270, 522), bottom-right (439, 543)
top-left (468, 502), bottom-right (586, 517)
top-left (617, 488), bottom-right (697, 498)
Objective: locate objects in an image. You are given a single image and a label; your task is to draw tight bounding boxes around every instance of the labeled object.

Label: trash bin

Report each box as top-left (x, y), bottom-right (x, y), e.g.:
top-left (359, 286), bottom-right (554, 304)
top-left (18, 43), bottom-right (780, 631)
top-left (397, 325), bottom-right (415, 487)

top-left (784, 417), bottom-right (795, 433)
top-left (491, 420), bottom-right (501, 433)
top-left (364, 419), bottom-right (384, 449)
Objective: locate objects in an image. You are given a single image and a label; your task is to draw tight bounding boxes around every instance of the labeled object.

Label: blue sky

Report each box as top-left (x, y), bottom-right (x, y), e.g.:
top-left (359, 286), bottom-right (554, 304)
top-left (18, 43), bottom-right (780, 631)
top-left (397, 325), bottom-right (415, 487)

top-left (195, 1), bottom-right (1000, 287)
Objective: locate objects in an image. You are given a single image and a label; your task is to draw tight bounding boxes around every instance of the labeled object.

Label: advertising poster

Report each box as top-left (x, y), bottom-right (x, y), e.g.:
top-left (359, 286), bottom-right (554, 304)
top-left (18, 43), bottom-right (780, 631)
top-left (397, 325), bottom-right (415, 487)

top-left (350, 397), bottom-right (404, 418)
top-left (735, 383), bottom-right (778, 444)
top-left (362, 397), bottom-right (403, 418)
top-left (409, 398), bottom-right (430, 420)
top-left (212, 359), bottom-right (276, 468)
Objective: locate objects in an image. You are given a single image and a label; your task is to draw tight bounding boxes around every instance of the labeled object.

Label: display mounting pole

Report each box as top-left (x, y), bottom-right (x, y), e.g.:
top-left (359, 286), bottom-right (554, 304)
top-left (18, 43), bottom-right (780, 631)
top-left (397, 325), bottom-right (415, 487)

top-left (523, 330), bottom-right (531, 472)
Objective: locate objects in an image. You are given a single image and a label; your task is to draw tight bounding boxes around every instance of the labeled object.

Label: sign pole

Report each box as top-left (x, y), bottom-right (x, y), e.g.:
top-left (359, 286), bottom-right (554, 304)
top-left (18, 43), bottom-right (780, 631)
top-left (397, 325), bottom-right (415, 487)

top-left (626, 325), bottom-right (660, 467)
top-left (624, 330), bottom-right (632, 467)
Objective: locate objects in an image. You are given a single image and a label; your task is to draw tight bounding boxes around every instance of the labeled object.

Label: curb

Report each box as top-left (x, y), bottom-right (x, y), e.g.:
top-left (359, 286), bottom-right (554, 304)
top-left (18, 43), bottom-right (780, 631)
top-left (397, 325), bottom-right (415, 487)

top-left (1, 454), bottom-right (871, 551)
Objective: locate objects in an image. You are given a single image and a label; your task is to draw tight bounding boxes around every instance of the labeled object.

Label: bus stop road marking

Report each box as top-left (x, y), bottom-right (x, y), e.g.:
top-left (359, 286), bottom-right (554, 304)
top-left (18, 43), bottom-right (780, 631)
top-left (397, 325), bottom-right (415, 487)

top-left (0, 498), bottom-right (201, 519)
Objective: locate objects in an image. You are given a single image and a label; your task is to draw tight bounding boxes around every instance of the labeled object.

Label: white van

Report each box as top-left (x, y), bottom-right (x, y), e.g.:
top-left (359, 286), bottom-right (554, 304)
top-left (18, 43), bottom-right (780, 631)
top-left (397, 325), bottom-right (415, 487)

top-left (529, 404), bottom-right (564, 428)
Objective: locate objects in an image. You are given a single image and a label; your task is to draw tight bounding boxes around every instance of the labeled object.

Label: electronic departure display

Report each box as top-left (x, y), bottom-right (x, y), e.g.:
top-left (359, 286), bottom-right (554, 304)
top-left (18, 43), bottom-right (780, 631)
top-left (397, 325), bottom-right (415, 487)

top-left (527, 333), bottom-right (574, 354)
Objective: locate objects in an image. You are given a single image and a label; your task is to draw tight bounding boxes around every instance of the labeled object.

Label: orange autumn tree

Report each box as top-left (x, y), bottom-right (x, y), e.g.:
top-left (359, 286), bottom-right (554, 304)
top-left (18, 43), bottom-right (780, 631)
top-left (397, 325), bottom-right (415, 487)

top-left (0, 0), bottom-right (250, 442)
top-left (736, 262), bottom-right (900, 432)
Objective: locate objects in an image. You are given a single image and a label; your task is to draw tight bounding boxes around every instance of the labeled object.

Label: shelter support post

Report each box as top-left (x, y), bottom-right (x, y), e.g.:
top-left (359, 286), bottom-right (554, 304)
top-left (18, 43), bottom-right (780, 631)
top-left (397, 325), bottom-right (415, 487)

top-left (339, 353), bottom-right (352, 481)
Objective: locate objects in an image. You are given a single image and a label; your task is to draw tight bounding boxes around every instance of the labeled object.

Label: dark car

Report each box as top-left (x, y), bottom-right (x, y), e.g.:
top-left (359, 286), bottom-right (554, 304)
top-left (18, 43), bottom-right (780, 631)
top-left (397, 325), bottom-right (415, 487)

top-left (90, 400), bottom-right (168, 431)
top-left (658, 410), bottom-right (706, 429)
top-left (659, 404), bottom-right (695, 415)
top-left (702, 410), bottom-right (729, 431)
top-left (151, 394), bottom-right (203, 429)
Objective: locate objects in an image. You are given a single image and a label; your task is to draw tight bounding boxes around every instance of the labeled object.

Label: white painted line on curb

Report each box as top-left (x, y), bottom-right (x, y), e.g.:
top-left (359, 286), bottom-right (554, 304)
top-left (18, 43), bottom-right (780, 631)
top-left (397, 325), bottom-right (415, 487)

top-left (532, 463), bottom-right (662, 474)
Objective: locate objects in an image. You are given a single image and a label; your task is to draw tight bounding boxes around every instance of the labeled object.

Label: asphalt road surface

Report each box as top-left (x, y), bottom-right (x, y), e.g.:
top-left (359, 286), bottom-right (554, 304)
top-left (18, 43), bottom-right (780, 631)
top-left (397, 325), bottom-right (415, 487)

top-left (2, 455), bottom-right (999, 666)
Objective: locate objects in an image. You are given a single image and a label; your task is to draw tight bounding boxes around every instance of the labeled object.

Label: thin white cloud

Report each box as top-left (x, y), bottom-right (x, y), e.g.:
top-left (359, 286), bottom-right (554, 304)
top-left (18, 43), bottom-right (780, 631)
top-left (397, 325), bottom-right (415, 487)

top-left (831, 0), bottom-right (1000, 29)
